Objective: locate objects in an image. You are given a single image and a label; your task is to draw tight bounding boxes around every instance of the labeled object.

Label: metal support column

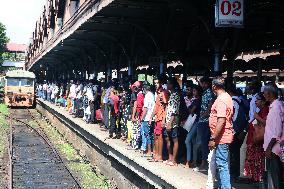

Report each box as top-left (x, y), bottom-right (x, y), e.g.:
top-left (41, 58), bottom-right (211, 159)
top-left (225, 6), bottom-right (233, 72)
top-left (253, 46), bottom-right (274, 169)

top-left (159, 55), bottom-right (165, 75)
top-left (93, 70), bottom-right (97, 80)
top-left (213, 52), bottom-right (221, 75)
top-left (129, 28), bottom-right (136, 78)
top-left (70, 0), bottom-right (78, 16)
top-left (257, 59), bottom-right (262, 82)
top-left (128, 60), bottom-right (133, 77)
top-left (107, 44), bottom-right (114, 81)
top-left (107, 65), bottom-right (111, 80)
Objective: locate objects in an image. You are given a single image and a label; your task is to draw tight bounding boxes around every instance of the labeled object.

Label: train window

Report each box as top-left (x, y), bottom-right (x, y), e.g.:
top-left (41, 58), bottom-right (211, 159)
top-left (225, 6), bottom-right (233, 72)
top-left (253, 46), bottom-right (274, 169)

top-left (6, 78), bottom-right (20, 86)
top-left (20, 78), bottom-right (34, 87)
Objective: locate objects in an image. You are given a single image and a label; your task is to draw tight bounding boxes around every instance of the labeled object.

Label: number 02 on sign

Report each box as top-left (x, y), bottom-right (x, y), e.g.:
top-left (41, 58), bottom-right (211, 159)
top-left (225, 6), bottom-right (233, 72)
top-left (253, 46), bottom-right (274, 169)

top-left (215, 0), bottom-right (244, 28)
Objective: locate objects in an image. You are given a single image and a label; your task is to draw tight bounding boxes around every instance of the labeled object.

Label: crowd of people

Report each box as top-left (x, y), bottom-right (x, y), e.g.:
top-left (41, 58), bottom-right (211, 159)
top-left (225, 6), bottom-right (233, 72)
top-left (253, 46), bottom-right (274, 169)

top-left (36, 75), bottom-right (284, 189)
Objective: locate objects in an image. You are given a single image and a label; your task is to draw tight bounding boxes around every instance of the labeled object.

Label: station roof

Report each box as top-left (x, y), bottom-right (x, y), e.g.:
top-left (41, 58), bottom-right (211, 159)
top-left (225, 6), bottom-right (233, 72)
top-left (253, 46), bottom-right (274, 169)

top-left (27, 0), bottom-right (284, 75)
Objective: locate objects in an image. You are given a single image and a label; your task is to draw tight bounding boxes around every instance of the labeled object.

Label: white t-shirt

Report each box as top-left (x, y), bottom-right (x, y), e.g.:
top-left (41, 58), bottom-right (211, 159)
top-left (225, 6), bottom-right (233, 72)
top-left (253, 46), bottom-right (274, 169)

top-left (38, 85), bottom-right (43, 90)
top-left (143, 91), bottom-right (155, 121)
top-left (85, 84), bottom-right (97, 101)
top-left (76, 84), bottom-right (83, 99)
top-left (43, 84), bottom-right (47, 90)
top-left (232, 96), bottom-right (240, 122)
top-left (69, 84), bottom-right (76, 98)
top-left (249, 93), bottom-right (260, 123)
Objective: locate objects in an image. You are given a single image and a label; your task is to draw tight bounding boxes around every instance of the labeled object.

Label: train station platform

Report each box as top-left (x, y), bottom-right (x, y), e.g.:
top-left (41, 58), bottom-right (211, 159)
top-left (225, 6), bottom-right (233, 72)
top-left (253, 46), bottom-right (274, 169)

top-left (36, 99), bottom-right (207, 189)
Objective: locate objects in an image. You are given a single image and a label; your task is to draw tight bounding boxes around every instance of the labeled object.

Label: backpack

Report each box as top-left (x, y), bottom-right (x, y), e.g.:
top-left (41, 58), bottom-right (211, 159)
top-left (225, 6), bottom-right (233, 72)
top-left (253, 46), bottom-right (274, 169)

top-left (232, 98), bottom-right (248, 134)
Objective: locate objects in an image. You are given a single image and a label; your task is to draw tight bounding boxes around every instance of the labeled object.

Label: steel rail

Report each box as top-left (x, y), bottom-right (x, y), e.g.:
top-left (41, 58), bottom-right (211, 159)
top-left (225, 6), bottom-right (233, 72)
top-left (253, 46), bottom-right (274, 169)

top-left (8, 111), bottom-right (13, 189)
top-left (25, 108), bottom-right (83, 189)
top-left (6, 109), bottom-right (82, 189)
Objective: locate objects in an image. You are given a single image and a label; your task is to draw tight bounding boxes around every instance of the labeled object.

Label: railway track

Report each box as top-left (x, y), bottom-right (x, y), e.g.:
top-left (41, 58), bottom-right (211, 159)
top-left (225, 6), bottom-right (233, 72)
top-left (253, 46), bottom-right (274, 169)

top-left (8, 109), bottom-right (81, 189)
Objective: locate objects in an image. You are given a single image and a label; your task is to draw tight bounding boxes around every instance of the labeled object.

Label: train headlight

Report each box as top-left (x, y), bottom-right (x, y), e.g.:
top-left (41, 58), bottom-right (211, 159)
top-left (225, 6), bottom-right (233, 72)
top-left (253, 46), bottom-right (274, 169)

top-left (7, 92), bottom-right (13, 98)
top-left (27, 92), bottom-right (33, 99)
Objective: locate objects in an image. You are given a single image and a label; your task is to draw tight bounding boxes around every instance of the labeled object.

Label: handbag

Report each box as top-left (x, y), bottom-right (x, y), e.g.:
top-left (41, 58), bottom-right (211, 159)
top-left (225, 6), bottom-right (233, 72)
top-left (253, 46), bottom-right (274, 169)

top-left (182, 114), bottom-right (197, 132)
top-left (95, 109), bottom-right (103, 120)
top-left (253, 124), bottom-right (265, 144)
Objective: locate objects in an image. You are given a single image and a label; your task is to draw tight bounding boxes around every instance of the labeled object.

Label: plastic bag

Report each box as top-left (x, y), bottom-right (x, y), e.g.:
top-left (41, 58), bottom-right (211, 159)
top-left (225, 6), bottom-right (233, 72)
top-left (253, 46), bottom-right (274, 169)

top-left (182, 114), bottom-right (197, 132)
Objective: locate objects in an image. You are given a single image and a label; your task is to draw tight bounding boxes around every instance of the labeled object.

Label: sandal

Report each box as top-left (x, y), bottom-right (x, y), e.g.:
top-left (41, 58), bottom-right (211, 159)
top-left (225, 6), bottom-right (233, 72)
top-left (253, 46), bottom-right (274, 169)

top-left (148, 158), bottom-right (163, 162)
top-left (167, 161), bottom-right (178, 166)
top-left (141, 154), bottom-right (153, 158)
top-left (163, 160), bottom-right (169, 164)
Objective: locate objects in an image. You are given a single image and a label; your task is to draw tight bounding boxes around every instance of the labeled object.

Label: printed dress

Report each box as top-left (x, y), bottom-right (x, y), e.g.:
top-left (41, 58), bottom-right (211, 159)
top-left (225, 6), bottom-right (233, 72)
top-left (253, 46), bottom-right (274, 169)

top-left (244, 106), bottom-right (269, 182)
top-left (165, 91), bottom-right (180, 128)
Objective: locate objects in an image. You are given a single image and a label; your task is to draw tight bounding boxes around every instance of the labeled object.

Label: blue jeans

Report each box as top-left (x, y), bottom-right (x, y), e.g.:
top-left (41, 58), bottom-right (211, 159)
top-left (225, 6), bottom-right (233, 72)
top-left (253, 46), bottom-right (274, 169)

top-left (196, 121), bottom-right (210, 161)
top-left (216, 144), bottom-right (231, 189)
top-left (38, 90), bottom-right (42, 98)
top-left (141, 121), bottom-right (151, 151)
top-left (185, 121), bottom-right (198, 162)
top-left (43, 90), bottom-right (47, 100)
top-left (47, 93), bottom-right (51, 102)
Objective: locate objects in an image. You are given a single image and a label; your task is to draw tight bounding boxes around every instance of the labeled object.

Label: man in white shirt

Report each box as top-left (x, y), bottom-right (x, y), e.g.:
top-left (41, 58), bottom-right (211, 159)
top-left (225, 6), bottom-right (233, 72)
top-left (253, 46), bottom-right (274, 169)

top-left (37, 84), bottom-right (43, 99)
top-left (83, 82), bottom-right (97, 123)
top-left (43, 82), bottom-right (47, 100)
top-left (140, 83), bottom-right (155, 156)
top-left (73, 81), bottom-right (84, 117)
top-left (69, 81), bottom-right (76, 99)
top-left (227, 85), bottom-right (248, 178)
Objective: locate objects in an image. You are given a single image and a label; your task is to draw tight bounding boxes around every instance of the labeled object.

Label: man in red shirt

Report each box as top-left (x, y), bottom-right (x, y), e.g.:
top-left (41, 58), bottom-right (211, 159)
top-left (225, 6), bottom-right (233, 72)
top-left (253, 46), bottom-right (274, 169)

top-left (206, 77), bottom-right (233, 189)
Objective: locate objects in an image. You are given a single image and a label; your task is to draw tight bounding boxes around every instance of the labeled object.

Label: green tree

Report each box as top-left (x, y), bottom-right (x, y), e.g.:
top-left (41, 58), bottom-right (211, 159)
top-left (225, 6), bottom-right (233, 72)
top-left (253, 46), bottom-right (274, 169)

top-left (0, 22), bottom-right (9, 65)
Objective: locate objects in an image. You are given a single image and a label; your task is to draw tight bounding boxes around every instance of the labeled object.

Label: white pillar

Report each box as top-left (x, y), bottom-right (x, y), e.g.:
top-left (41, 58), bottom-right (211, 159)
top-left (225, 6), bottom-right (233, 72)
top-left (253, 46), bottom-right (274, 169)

top-left (70, 0), bottom-right (78, 16)
top-left (57, 18), bottom-right (63, 28)
top-left (44, 36), bottom-right (48, 45)
top-left (50, 28), bottom-right (55, 37)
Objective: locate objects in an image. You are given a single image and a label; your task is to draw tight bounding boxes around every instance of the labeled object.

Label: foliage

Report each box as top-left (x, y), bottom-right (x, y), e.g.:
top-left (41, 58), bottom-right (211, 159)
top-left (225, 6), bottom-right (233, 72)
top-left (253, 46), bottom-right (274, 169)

top-left (0, 22), bottom-right (9, 65)
top-left (0, 103), bottom-right (9, 157)
top-left (2, 52), bottom-right (25, 62)
top-left (0, 104), bottom-right (8, 115)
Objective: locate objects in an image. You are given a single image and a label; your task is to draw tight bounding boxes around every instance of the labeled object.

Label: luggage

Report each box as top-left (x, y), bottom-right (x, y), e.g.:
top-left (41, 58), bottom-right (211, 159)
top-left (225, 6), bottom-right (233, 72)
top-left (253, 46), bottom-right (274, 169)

top-left (95, 109), bottom-right (102, 120)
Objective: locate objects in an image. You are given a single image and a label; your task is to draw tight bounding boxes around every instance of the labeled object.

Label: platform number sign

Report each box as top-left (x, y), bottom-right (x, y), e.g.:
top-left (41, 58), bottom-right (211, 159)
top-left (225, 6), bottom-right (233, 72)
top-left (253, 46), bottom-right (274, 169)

top-left (215, 0), bottom-right (244, 28)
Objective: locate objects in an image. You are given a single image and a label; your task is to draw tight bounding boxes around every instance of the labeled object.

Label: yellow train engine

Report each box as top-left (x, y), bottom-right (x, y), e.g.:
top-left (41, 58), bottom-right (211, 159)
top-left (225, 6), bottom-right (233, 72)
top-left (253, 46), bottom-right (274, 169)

top-left (4, 70), bottom-right (36, 108)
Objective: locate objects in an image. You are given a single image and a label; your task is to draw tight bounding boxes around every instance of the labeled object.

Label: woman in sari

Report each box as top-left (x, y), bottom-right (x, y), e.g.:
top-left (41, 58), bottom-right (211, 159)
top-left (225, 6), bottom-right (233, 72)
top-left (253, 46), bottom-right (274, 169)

top-left (244, 92), bottom-right (269, 182)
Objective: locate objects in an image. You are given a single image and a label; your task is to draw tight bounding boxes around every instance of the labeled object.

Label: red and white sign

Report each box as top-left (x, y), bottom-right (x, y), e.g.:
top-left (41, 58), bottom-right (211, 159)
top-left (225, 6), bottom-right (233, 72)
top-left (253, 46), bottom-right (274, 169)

top-left (215, 0), bottom-right (244, 27)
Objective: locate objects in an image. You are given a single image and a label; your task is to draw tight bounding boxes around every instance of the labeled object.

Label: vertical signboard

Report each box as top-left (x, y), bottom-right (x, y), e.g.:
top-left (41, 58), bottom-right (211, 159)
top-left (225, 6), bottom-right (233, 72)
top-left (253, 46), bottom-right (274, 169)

top-left (215, 0), bottom-right (244, 28)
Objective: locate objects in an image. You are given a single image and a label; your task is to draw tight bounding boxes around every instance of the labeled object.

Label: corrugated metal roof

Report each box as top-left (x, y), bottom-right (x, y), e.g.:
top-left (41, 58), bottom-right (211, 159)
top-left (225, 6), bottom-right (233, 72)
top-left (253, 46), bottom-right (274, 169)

top-left (6, 43), bottom-right (27, 52)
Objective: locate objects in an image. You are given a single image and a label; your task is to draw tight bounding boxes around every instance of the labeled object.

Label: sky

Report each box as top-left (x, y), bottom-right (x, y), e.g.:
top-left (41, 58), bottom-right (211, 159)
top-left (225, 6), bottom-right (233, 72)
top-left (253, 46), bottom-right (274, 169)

top-left (0, 0), bottom-right (46, 45)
